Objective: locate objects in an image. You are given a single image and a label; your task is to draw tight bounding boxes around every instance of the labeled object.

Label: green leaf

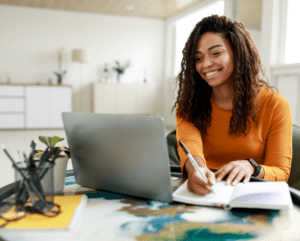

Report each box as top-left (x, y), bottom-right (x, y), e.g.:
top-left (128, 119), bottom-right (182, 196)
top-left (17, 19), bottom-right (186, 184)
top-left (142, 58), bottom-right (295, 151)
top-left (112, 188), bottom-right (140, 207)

top-left (50, 136), bottom-right (64, 147)
top-left (39, 136), bottom-right (51, 147)
top-left (39, 136), bottom-right (64, 147)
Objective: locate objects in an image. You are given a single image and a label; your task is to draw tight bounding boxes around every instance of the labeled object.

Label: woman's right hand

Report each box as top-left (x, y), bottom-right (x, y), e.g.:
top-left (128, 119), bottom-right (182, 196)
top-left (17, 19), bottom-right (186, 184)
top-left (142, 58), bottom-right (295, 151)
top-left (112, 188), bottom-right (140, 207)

top-left (187, 167), bottom-right (215, 195)
top-left (184, 156), bottom-right (215, 195)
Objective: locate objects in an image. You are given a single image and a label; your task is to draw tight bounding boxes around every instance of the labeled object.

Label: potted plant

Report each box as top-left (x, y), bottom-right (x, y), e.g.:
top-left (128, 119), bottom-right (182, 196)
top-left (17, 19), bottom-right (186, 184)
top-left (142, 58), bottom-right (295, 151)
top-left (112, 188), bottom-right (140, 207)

top-left (53, 48), bottom-right (67, 85)
top-left (112, 60), bottom-right (130, 83)
top-left (34, 136), bottom-right (70, 194)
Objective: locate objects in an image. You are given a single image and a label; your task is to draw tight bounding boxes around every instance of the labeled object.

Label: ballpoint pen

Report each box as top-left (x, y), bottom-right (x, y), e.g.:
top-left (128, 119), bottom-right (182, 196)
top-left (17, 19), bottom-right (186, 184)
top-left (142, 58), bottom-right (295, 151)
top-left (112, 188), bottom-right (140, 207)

top-left (39, 146), bottom-right (64, 180)
top-left (179, 140), bottom-right (216, 195)
top-left (29, 140), bottom-right (37, 168)
top-left (1, 145), bottom-right (28, 181)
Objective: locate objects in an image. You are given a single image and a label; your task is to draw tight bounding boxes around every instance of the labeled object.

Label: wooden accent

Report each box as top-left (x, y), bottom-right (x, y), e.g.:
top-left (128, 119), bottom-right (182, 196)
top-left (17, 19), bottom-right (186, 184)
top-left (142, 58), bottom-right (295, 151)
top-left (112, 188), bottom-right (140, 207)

top-left (0, 0), bottom-right (263, 29)
top-left (0, 0), bottom-right (203, 19)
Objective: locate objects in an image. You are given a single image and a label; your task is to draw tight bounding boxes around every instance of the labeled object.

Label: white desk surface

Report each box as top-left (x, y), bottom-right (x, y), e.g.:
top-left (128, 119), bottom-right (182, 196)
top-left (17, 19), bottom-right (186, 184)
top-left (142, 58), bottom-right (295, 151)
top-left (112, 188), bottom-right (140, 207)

top-left (1, 178), bottom-right (300, 241)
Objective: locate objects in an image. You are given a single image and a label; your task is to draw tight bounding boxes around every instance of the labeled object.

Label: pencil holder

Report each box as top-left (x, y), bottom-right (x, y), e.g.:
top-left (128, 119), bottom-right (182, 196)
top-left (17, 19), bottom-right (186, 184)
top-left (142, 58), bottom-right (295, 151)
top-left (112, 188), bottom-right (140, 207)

top-left (15, 161), bottom-right (54, 196)
top-left (15, 157), bottom-right (69, 194)
top-left (13, 162), bottom-right (55, 213)
top-left (1, 138), bottom-right (67, 218)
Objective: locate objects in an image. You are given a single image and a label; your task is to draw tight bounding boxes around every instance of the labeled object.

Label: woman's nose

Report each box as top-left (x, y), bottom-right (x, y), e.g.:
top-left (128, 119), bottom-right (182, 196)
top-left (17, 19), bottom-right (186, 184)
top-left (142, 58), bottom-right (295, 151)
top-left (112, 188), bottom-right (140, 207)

top-left (203, 57), bottom-right (213, 68)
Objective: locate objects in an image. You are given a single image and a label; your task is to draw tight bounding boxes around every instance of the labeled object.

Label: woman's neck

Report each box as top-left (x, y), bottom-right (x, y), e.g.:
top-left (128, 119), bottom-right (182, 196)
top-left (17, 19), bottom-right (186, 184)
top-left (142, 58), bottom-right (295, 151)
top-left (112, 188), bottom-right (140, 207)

top-left (211, 84), bottom-right (234, 110)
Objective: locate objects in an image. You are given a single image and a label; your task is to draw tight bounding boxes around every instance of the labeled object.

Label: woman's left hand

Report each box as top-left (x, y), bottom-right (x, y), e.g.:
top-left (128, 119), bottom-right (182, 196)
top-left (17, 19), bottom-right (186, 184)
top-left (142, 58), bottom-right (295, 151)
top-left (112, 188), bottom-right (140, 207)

top-left (214, 160), bottom-right (255, 186)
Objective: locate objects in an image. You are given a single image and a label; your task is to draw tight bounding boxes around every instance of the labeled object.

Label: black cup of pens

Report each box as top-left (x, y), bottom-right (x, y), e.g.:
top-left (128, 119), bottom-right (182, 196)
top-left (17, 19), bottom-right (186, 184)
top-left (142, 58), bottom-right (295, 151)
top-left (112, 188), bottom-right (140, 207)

top-left (1, 141), bottom-right (62, 215)
top-left (13, 162), bottom-right (55, 213)
top-left (15, 160), bottom-right (54, 200)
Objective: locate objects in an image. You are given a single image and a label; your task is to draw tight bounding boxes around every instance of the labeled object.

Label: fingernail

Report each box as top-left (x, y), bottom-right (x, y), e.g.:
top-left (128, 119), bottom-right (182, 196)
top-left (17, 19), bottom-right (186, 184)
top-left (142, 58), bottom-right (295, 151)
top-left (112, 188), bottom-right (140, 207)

top-left (217, 178), bottom-right (221, 182)
top-left (232, 182), bottom-right (236, 186)
top-left (225, 182), bottom-right (229, 185)
top-left (212, 180), bottom-right (215, 184)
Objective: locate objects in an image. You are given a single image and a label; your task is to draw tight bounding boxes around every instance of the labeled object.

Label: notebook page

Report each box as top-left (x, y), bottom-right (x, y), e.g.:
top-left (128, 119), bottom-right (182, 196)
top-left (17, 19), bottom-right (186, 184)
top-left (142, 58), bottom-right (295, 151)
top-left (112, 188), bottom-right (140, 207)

top-left (229, 182), bottom-right (293, 209)
top-left (172, 180), bottom-right (235, 206)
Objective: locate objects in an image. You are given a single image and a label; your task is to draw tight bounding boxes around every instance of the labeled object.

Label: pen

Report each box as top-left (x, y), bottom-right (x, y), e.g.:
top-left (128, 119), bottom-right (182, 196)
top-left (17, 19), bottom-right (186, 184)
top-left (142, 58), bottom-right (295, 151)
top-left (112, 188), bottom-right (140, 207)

top-left (1, 145), bottom-right (28, 180)
top-left (17, 150), bottom-right (27, 168)
top-left (23, 152), bottom-right (30, 167)
top-left (179, 140), bottom-right (216, 195)
top-left (38, 146), bottom-right (54, 168)
top-left (1, 144), bottom-right (19, 167)
top-left (38, 146), bottom-right (49, 167)
top-left (28, 140), bottom-right (37, 168)
top-left (39, 146), bottom-right (64, 180)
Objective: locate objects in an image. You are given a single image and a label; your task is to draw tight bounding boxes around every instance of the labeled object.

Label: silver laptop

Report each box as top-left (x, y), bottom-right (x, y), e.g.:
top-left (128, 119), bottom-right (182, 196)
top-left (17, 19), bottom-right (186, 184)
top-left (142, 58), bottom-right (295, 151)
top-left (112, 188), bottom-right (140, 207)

top-left (62, 112), bottom-right (173, 203)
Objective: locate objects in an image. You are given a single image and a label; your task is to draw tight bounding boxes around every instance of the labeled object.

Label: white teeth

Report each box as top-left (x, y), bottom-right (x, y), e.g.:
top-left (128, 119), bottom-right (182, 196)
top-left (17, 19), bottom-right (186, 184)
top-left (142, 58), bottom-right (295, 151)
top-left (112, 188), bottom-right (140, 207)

top-left (206, 70), bottom-right (219, 77)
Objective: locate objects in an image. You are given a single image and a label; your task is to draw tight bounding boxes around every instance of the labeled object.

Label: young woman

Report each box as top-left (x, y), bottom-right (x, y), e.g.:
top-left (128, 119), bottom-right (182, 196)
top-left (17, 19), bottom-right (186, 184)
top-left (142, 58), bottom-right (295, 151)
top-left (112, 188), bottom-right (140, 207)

top-left (174, 15), bottom-right (292, 195)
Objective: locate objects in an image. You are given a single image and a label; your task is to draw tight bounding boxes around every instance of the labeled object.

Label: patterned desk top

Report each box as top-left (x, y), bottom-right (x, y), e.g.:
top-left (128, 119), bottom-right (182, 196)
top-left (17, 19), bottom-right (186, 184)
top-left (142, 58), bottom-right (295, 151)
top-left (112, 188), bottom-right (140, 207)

top-left (1, 176), bottom-right (300, 241)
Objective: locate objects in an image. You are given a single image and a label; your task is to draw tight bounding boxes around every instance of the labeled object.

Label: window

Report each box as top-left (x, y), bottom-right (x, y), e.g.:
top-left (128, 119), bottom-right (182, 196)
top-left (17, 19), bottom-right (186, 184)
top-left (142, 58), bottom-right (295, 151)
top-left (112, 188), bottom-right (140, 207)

top-left (284, 0), bottom-right (300, 64)
top-left (173, 0), bottom-right (224, 76)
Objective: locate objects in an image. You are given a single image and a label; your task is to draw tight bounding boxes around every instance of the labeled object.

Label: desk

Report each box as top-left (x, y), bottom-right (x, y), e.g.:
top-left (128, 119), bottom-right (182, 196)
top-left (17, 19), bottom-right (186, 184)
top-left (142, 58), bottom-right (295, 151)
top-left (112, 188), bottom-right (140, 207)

top-left (1, 173), bottom-right (300, 241)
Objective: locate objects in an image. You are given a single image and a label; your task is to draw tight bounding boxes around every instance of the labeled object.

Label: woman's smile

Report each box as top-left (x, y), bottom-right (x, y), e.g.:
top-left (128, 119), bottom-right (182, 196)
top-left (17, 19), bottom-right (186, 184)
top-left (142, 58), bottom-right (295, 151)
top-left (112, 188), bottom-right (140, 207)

top-left (204, 70), bottom-right (220, 77)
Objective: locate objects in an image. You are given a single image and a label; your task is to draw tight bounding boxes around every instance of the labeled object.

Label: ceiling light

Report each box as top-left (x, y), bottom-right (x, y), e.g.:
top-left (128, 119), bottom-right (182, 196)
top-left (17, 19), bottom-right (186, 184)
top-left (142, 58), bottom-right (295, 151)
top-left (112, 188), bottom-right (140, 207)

top-left (176, 0), bottom-right (196, 8)
top-left (125, 5), bottom-right (135, 11)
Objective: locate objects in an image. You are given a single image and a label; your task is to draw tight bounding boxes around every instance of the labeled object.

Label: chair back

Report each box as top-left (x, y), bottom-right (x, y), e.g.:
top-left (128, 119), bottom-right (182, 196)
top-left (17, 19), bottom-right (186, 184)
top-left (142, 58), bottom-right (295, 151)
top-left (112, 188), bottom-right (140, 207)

top-left (166, 130), bottom-right (181, 166)
top-left (288, 124), bottom-right (300, 189)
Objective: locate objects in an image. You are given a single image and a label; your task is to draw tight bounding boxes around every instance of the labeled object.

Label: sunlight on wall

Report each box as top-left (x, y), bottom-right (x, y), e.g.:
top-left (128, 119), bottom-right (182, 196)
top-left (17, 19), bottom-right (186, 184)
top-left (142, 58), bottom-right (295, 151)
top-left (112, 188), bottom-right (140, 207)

top-left (173, 0), bottom-right (224, 76)
top-left (285, 0), bottom-right (300, 64)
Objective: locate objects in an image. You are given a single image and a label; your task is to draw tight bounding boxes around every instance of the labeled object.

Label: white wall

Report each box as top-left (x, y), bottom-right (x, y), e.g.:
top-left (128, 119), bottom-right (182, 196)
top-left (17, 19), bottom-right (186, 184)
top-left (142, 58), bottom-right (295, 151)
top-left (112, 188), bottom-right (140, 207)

top-left (247, 29), bottom-right (261, 54)
top-left (0, 5), bottom-right (165, 114)
top-left (0, 5), bottom-right (166, 188)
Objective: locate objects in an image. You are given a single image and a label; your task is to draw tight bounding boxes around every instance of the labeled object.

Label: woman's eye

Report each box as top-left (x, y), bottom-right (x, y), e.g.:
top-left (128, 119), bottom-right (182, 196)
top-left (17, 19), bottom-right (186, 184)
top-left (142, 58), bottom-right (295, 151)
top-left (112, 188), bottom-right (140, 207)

top-left (212, 52), bottom-right (221, 56)
top-left (195, 57), bottom-right (203, 62)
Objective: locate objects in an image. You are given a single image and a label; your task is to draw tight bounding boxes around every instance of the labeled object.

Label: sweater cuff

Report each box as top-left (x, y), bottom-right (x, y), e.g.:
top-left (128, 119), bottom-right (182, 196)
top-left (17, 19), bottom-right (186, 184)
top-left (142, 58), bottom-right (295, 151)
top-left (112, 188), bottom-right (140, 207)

top-left (261, 165), bottom-right (289, 182)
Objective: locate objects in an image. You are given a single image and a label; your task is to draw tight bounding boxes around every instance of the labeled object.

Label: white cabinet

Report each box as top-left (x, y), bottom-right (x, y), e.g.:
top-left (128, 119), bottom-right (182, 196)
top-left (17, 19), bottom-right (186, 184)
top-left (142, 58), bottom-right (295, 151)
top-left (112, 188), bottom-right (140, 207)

top-left (0, 85), bottom-right (25, 129)
top-left (0, 84), bottom-right (72, 129)
top-left (26, 86), bottom-right (72, 128)
top-left (49, 87), bottom-right (72, 127)
top-left (26, 86), bottom-right (50, 128)
top-left (93, 83), bottom-right (157, 115)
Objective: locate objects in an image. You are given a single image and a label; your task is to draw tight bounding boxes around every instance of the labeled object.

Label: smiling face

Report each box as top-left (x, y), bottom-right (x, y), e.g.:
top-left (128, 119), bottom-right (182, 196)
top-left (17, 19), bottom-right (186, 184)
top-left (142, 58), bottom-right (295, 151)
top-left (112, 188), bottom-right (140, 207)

top-left (195, 32), bottom-right (234, 89)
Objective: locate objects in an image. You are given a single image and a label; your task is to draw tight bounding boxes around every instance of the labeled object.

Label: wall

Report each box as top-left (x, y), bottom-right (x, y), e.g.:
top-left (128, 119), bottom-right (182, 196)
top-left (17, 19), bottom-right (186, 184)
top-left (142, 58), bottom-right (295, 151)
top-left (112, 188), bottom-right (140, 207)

top-left (0, 5), bottom-right (165, 114)
top-left (0, 5), bottom-right (165, 187)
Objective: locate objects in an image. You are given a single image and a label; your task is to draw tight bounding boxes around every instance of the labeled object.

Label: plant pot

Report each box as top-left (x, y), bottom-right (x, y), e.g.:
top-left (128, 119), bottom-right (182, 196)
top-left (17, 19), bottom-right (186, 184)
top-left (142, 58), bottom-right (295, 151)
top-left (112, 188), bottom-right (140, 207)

top-left (41, 155), bottom-right (69, 194)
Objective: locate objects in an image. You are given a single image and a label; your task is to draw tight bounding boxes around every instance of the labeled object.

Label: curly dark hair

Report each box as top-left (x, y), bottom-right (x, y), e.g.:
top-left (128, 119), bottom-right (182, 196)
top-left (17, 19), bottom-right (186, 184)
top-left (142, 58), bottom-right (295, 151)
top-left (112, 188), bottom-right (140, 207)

top-left (173, 14), bottom-right (274, 137)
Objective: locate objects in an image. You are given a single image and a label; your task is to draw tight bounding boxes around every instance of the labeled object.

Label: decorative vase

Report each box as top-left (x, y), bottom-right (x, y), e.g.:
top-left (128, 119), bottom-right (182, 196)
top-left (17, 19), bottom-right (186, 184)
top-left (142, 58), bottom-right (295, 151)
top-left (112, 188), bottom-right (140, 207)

top-left (117, 74), bottom-right (121, 83)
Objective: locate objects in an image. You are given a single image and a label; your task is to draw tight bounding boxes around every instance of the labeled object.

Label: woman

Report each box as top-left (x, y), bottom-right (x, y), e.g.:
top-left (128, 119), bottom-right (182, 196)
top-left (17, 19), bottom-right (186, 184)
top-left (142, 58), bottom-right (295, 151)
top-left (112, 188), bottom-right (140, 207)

top-left (174, 15), bottom-right (292, 195)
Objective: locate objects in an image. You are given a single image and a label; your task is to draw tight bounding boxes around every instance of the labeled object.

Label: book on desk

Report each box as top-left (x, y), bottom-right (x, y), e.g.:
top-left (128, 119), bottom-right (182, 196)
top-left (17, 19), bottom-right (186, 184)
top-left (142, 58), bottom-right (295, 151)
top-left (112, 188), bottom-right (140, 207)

top-left (1, 195), bottom-right (87, 230)
top-left (173, 180), bottom-right (293, 210)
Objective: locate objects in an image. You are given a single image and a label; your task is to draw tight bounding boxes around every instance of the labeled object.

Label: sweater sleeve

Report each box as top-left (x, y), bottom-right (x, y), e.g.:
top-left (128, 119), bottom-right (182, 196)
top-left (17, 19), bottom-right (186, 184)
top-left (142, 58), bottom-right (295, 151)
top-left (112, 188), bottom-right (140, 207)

top-left (176, 113), bottom-right (206, 173)
top-left (261, 94), bottom-right (293, 182)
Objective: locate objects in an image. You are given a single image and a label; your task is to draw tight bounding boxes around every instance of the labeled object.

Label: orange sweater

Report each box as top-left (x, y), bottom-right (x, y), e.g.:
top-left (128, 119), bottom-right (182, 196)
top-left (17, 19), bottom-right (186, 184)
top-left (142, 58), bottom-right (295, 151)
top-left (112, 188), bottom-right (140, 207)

top-left (176, 87), bottom-right (292, 182)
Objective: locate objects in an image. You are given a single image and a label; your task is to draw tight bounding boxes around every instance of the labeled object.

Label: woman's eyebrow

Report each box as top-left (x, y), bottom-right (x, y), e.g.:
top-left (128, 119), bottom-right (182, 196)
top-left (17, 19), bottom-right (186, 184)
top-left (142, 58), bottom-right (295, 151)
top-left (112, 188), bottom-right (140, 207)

top-left (195, 44), bottom-right (223, 54)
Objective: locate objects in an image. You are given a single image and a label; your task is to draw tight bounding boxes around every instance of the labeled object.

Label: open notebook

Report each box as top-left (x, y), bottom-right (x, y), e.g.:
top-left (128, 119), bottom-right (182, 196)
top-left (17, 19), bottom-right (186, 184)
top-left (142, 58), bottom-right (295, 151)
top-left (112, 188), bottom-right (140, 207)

top-left (173, 180), bottom-right (293, 210)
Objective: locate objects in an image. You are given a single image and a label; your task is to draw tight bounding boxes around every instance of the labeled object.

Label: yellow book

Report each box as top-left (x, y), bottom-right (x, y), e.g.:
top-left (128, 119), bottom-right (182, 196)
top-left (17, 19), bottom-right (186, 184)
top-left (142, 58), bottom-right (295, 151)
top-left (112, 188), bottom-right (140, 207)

top-left (2, 195), bottom-right (87, 230)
